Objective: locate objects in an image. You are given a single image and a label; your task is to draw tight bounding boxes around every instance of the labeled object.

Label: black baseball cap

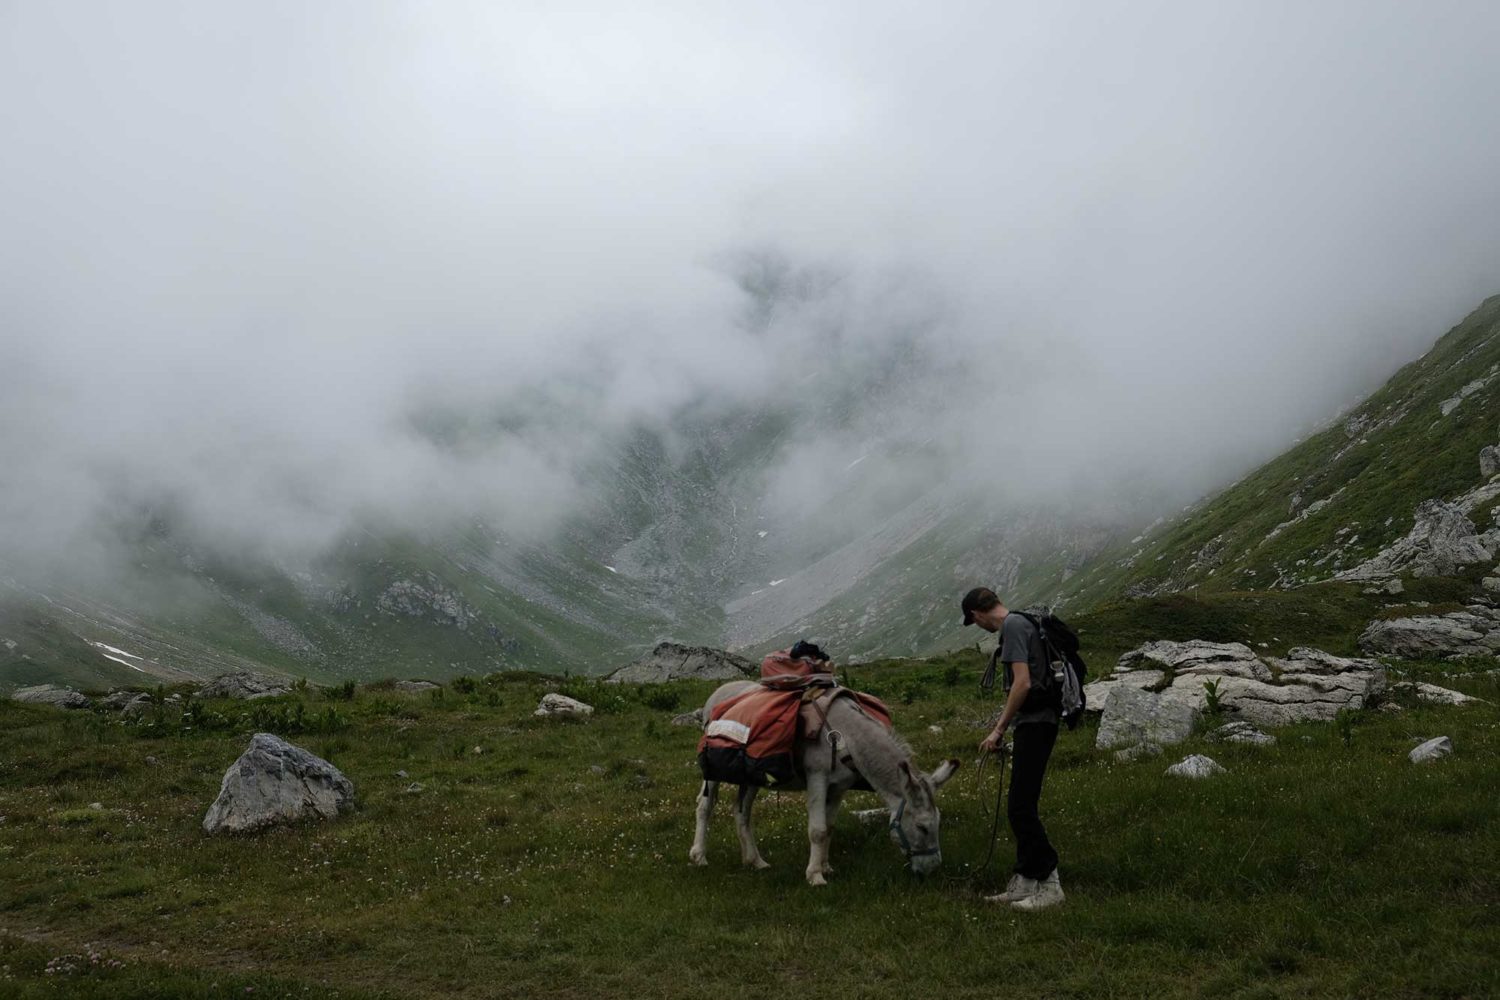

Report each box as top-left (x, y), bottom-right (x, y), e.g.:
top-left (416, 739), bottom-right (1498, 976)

top-left (960, 587), bottom-right (999, 626)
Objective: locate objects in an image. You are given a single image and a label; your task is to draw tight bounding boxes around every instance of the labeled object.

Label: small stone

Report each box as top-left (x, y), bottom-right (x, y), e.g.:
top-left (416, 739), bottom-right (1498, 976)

top-left (403, 782), bottom-right (424, 794)
top-left (670, 710), bottom-right (703, 728)
top-left (1378, 701), bottom-right (1404, 714)
top-left (395, 769), bottom-right (409, 778)
top-left (144, 755), bottom-right (161, 766)
top-left (927, 724), bottom-right (943, 734)
top-left (88, 802), bottom-right (103, 810)
top-left (851, 808), bottom-right (889, 825)
top-left (471, 745), bottom-right (483, 755)
top-left (1114, 742), bottom-right (1164, 763)
top-left (589, 765), bottom-right (606, 776)
top-left (1165, 754), bottom-right (1226, 779)
top-left (1408, 736), bottom-right (1453, 764)
top-left (1208, 721), bottom-right (1276, 747)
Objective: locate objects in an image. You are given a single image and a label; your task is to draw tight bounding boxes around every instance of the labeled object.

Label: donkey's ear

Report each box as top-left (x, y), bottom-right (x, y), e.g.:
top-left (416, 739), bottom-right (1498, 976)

top-left (898, 760), bottom-right (918, 788)
top-left (931, 758), bottom-right (961, 788)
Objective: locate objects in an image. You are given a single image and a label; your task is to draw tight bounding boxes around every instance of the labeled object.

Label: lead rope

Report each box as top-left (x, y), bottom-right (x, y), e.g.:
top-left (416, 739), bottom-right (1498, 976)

top-left (946, 744), bottom-right (1008, 887)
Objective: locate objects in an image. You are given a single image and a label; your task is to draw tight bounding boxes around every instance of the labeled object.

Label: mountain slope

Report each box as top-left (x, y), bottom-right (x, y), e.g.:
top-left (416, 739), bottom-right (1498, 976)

top-left (7, 293), bottom-right (1500, 690)
top-left (1059, 295), bottom-right (1500, 607)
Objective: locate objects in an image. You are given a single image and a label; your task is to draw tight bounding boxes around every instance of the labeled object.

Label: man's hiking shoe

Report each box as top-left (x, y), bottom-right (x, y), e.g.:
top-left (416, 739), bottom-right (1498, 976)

top-left (1011, 869), bottom-right (1064, 911)
top-left (982, 874), bottom-right (1038, 904)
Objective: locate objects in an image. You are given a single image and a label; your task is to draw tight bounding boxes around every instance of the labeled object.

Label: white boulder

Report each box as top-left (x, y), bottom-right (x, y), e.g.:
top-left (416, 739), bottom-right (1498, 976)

top-left (1165, 754), bottom-right (1225, 779)
top-left (1096, 686), bottom-right (1200, 750)
top-left (535, 693), bottom-right (593, 718)
top-left (203, 733), bottom-right (355, 834)
top-left (12, 684), bottom-right (91, 709)
top-left (1408, 736), bottom-right (1453, 764)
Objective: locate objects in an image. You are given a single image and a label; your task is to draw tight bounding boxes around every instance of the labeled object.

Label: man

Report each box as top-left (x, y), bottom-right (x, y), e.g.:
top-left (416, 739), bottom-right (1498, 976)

top-left (961, 586), bottom-right (1064, 911)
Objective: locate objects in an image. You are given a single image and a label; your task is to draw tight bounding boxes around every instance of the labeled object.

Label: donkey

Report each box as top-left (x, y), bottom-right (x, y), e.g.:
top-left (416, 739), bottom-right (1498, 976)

top-left (689, 680), bottom-right (960, 884)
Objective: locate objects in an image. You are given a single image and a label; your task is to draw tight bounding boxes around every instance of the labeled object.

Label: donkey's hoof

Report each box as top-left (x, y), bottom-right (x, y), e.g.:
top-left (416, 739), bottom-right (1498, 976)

top-left (747, 857), bottom-right (770, 871)
top-left (806, 871), bottom-right (828, 886)
top-left (688, 849), bottom-right (708, 867)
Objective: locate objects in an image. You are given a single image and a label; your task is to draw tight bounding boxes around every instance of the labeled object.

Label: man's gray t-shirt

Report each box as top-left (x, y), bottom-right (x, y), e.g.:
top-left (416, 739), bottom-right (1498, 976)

top-left (999, 612), bottom-right (1059, 727)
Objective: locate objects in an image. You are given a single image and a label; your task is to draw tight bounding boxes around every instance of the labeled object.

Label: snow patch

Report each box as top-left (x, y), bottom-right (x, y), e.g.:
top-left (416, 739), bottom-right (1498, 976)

top-left (99, 652), bottom-right (146, 672)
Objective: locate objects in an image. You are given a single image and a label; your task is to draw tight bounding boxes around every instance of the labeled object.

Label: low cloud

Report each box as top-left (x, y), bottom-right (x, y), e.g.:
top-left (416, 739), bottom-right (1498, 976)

top-left (4, 2), bottom-right (1500, 588)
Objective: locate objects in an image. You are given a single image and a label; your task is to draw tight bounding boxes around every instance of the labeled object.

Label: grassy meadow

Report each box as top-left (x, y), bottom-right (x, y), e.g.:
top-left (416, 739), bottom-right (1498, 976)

top-left (1, 631), bottom-right (1497, 999)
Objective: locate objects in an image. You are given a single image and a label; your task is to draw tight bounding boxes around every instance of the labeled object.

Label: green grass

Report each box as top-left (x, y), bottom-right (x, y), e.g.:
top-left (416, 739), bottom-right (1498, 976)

top-left (2, 640), bottom-right (1496, 998)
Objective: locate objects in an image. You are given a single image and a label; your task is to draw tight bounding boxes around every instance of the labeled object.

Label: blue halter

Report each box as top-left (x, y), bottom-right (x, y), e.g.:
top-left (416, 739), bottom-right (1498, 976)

top-left (889, 797), bottom-right (941, 860)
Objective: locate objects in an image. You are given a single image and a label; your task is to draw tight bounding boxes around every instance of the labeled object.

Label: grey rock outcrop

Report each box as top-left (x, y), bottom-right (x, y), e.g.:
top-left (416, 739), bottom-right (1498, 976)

top-left (535, 693), bottom-right (593, 718)
top-left (1336, 500), bottom-right (1491, 581)
top-left (1093, 641), bottom-right (1385, 750)
top-left (1209, 721), bottom-right (1276, 746)
top-left (100, 690), bottom-right (140, 711)
top-left (1165, 754), bottom-right (1225, 779)
top-left (12, 684), bottom-right (91, 709)
top-left (377, 574), bottom-right (479, 630)
top-left (1359, 604), bottom-right (1500, 659)
top-left (670, 709), bottom-right (704, 728)
top-left (200, 671), bottom-right (292, 700)
top-left (605, 642), bottom-right (755, 684)
top-left (202, 733), bottom-right (354, 834)
top-left (1408, 736), bottom-right (1453, 764)
top-left (394, 680), bottom-right (440, 693)
top-left (101, 690), bottom-right (154, 715)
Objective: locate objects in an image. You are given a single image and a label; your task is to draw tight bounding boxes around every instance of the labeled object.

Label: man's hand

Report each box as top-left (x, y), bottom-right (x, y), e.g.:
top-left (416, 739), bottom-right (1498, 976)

top-left (978, 725), bottom-right (1007, 754)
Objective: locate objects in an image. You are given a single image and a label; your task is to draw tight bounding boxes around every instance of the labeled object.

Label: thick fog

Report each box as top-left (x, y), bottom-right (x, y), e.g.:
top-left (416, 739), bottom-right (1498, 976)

top-left (4, 2), bottom-right (1500, 584)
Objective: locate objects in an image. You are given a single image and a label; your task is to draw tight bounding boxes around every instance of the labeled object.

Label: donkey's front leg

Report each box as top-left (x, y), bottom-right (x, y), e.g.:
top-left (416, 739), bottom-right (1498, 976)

top-left (804, 771), bottom-right (831, 886)
top-left (689, 780), bottom-right (719, 866)
top-left (820, 787), bottom-right (846, 876)
top-left (734, 784), bottom-right (770, 870)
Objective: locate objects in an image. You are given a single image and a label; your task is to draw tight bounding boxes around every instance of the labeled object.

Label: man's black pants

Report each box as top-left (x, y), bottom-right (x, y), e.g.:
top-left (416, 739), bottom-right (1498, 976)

top-left (1008, 721), bottom-right (1059, 879)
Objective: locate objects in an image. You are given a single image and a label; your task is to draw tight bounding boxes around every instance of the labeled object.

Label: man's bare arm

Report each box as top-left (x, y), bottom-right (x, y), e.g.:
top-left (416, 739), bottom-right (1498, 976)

top-left (978, 663), bottom-right (1029, 752)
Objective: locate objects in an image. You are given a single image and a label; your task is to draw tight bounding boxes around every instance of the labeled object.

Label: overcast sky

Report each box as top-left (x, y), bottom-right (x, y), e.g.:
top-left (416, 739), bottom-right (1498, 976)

top-left (4, 1), bottom-right (1500, 581)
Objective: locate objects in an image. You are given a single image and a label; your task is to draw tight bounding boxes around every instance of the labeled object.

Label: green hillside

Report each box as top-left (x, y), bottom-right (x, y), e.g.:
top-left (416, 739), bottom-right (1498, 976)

top-left (1060, 296), bottom-right (1500, 608)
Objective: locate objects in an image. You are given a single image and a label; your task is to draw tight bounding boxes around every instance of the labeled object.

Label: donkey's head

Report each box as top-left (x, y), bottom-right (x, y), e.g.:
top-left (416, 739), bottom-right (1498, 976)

top-left (888, 758), bottom-right (960, 876)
